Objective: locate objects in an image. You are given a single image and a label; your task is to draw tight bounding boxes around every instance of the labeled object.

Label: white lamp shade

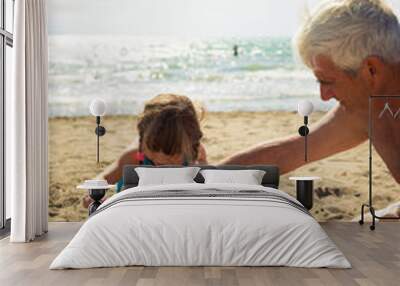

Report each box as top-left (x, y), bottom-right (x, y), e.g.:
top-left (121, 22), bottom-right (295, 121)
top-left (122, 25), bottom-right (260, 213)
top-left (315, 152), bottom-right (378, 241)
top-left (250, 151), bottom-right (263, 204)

top-left (89, 98), bottom-right (106, 116)
top-left (297, 100), bottom-right (314, 116)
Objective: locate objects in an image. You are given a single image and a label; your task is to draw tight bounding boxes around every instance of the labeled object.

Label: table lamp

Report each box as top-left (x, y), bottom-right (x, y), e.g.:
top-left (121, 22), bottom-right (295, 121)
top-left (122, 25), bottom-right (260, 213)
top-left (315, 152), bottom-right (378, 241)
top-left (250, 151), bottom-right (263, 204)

top-left (89, 99), bottom-right (106, 164)
top-left (297, 100), bottom-right (314, 162)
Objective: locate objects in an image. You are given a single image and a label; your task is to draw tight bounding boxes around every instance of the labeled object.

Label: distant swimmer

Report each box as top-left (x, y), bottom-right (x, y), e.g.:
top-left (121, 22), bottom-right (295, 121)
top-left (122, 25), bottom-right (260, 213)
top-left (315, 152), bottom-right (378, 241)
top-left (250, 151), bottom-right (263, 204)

top-left (233, 45), bottom-right (239, 57)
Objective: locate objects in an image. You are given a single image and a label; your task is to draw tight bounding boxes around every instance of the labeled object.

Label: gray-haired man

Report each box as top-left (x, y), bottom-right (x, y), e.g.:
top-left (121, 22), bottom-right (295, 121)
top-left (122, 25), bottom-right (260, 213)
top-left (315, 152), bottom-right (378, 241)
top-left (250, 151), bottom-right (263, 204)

top-left (222, 0), bottom-right (400, 185)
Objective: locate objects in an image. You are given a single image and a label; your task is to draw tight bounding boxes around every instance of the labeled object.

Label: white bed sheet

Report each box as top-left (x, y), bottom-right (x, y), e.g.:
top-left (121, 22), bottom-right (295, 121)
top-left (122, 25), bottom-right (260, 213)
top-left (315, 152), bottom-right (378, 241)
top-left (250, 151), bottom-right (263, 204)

top-left (50, 183), bottom-right (351, 269)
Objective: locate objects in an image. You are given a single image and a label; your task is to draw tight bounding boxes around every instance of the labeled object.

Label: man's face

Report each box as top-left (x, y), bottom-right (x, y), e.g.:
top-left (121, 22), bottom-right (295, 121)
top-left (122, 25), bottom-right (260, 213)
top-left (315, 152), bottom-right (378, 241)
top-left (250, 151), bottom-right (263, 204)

top-left (311, 55), bottom-right (371, 110)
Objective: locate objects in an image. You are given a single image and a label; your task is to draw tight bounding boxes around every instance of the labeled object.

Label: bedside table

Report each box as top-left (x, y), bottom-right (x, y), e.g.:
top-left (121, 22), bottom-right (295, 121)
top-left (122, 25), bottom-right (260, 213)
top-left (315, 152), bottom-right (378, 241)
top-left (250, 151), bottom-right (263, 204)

top-left (77, 180), bottom-right (114, 215)
top-left (289, 177), bottom-right (321, 210)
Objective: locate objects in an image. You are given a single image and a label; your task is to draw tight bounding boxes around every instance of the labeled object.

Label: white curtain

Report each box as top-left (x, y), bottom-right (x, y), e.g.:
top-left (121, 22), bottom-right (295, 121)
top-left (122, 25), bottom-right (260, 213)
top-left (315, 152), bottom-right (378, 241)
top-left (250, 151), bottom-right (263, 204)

top-left (9, 0), bottom-right (49, 242)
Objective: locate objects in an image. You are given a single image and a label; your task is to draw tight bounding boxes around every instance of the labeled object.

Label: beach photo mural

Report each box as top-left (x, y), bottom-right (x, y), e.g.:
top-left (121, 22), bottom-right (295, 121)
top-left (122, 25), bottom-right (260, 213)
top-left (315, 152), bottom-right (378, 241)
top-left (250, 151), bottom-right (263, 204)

top-left (48, 0), bottom-right (400, 221)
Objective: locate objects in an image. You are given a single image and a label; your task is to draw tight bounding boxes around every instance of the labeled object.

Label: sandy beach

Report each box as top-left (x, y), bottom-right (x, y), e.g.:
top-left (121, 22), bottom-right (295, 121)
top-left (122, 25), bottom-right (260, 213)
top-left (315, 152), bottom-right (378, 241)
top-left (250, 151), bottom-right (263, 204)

top-left (49, 111), bottom-right (400, 222)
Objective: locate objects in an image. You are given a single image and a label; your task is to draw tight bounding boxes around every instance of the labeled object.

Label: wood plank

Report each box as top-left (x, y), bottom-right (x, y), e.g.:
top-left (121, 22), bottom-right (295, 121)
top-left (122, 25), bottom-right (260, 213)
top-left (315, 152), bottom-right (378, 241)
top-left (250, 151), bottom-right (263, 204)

top-left (0, 222), bottom-right (399, 286)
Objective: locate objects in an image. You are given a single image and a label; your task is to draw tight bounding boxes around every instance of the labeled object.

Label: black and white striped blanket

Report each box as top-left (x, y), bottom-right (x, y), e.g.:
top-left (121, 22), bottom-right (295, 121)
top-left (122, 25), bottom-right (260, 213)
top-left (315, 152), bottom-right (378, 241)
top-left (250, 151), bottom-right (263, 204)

top-left (93, 188), bottom-right (310, 217)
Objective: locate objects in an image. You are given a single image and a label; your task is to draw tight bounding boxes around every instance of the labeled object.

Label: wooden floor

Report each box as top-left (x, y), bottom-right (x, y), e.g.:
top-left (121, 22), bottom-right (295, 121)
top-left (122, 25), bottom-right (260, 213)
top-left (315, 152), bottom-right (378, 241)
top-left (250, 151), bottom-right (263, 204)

top-left (0, 222), bottom-right (399, 286)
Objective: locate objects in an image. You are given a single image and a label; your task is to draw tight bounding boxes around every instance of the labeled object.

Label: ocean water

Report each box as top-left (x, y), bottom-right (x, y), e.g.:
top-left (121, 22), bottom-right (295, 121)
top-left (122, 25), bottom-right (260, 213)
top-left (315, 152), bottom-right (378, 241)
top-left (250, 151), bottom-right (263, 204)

top-left (49, 35), bottom-right (335, 117)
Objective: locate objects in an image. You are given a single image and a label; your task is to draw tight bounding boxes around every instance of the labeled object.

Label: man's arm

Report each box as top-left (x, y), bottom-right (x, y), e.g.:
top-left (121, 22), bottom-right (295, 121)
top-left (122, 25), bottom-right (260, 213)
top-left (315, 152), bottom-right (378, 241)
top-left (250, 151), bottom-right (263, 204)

top-left (219, 105), bottom-right (368, 174)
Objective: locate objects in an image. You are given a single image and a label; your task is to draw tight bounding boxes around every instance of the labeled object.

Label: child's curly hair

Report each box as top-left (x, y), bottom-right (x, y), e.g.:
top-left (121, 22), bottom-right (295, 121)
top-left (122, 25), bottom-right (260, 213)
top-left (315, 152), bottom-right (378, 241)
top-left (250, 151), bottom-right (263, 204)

top-left (137, 94), bottom-right (204, 162)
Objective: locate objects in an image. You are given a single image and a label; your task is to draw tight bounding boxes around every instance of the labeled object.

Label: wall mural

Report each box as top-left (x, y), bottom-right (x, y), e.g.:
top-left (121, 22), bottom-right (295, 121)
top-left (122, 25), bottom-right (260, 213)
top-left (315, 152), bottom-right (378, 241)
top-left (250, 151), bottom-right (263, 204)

top-left (48, 0), bottom-right (400, 222)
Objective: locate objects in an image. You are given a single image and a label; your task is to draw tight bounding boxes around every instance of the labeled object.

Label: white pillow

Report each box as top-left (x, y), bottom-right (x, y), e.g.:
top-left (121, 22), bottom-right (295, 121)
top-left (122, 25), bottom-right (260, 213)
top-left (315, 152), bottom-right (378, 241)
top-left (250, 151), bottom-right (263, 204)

top-left (200, 169), bottom-right (266, 185)
top-left (135, 167), bottom-right (201, 186)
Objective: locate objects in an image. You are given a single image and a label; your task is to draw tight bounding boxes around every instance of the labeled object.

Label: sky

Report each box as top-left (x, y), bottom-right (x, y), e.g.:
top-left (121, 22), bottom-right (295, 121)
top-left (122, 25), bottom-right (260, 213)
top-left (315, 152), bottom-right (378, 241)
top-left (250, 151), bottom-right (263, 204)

top-left (48, 0), bottom-right (400, 37)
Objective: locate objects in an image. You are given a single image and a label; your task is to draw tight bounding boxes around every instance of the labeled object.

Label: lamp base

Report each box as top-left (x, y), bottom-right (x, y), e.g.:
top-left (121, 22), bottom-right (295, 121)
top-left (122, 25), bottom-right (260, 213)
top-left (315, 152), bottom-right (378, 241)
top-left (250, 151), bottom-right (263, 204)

top-left (88, 188), bottom-right (107, 215)
top-left (296, 180), bottom-right (314, 210)
top-left (298, 126), bottom-right (309, 136)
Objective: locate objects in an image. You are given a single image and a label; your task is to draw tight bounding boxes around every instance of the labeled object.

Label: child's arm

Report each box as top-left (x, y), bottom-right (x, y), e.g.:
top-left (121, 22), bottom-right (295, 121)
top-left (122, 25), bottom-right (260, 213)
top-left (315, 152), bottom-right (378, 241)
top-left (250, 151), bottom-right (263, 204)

top-left (83, 144), bottom-right (140, 208)
top-left (97, 144), bottom-right (139, 184)
top-left (197, 143), bottom-right (208, 164)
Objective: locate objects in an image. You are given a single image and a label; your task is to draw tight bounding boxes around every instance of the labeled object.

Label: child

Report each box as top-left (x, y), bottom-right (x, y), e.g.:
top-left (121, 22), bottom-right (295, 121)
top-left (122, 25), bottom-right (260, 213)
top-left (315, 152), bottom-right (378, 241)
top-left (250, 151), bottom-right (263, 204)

top-left (83, 94), bottom-right (207, 207)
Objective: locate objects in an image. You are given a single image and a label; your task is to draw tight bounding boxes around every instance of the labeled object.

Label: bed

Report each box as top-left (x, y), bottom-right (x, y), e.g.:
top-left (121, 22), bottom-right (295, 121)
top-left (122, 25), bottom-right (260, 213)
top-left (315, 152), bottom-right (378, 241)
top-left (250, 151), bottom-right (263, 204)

top-left (50, 165), bottom-right (351, 269)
